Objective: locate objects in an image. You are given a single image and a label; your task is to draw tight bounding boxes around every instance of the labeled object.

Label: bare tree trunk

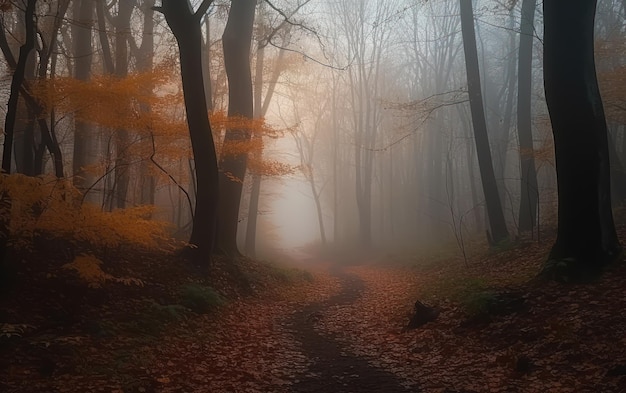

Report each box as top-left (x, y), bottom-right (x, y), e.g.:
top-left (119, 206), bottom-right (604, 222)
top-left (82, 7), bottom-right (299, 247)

top-left (517, 0), bottom-right (539, 233)
top-left (244, 38), bottom-right (265, 257)
top-left (1, 0), bottom-right (37, 284)
top-left (543, 0), bottom-right (621, 279)
top-left (245, 38), bottom-right (286, 257)
top-left (72, 0), bottom-right (96, 198)
top-left (459, 0), bottom-right (509, 244)
top-left (135, 0), bottom-right (157, 207)
top-left (113, 0), bottom-right (133, 209)
top-left (158, 0), bottom-right (220, 262)
top-left (3, 0), bottom-right (36, 175)
top-left (218, 0), bottom-right (256, 256)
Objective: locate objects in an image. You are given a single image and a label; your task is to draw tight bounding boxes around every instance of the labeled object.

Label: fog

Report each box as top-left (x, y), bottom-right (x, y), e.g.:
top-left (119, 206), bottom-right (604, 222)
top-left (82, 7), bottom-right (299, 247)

top-left (234, 0), bottom-right (625, 260)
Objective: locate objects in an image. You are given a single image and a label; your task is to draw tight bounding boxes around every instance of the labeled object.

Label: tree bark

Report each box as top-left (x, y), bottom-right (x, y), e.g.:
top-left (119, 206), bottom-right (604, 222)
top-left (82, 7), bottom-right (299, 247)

top-left (459, 0), bottom-right (509, 244)
top-left (1, 0), bottom-right (37, 286)
top-left (158, 0), bottom-right (220, 262)
top-left (517, 0), bottom-right (539, 233)
top-left (113, 0), bottom-right (133, 209)
top-left (72, 0), bottom-right (95, 193)
top-left (2, 0), bottom-right (36, 174)
top-left (543, 0), bottom-right (621, 278)
top-left (218, 0), bottom-right (256, 255)
top-left (135, 0), bottom-right (156, 206)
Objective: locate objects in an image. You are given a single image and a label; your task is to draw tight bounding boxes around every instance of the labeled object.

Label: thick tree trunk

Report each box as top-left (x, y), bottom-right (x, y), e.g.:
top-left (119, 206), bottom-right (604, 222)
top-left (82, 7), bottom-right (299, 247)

top-left (543, 0), bottom-right (621, 278)
top-left (218, 0), bottom-right (256, 256)
top-left (517, 0), bottom-right (539, 233)
top-left (159, 0), bottom-right (220, 262)
top-left (459, 0), bottom-right (509, 244)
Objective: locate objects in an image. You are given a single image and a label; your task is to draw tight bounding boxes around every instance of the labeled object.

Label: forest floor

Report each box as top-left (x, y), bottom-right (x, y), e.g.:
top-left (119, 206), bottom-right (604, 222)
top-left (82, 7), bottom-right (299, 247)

top-left (1, 227), bottom-right (626, 392)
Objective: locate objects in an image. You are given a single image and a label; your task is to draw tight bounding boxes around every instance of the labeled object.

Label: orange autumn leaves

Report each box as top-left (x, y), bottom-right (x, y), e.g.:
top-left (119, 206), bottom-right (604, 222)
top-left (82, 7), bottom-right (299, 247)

top-left (32, 66), bottom-right (293, 180)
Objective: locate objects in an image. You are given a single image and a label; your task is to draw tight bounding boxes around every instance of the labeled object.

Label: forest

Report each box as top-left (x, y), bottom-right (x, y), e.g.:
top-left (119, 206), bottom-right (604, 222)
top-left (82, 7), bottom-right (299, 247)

top-left (1, 0), bottom-right (626, 391)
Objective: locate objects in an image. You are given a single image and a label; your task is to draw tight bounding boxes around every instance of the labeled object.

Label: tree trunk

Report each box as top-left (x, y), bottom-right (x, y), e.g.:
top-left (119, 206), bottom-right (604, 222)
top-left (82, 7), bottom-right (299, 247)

top-left (459, 0), bottom-right (509, 244)
top-left (244, 39), bottom-right (265, 257)
top-left (113, 0), bottom-right (133, 209)
top-left (1, 0), bottom-right (37, 285)
top-left (159, 0), bottom-right (220, 262)
top-left (3, 0), bottom-right (36, 174)
top-left (136, 0), bottom-right (157, 207)
top-left (543, 0), bottom-right (621, 279)
top-left (72, 0), bottom-right (96, 194)
top-left (517, 0), bottom-right (539, 233)
top-left (218, 0), bottom-right (256, 256)
top-left (245, 41), bottom-right (286, 256)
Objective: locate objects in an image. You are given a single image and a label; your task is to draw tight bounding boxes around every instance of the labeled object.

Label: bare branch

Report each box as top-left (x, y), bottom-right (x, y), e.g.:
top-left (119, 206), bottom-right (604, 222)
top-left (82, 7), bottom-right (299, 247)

top-left (194, 0), bottom-right (214, 22)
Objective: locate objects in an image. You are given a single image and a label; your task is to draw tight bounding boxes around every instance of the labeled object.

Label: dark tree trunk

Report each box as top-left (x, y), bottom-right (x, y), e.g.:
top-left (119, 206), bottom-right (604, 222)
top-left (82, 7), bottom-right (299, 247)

top-left (114, 0), bottom-right (133, 209)
top-left (459, 0), bottom-right (509, 244)
top-left (72, 0), bottom-right (95, 193)
top-left (607, 128), bottom-right (626, 205)
top-left (3, 0), bottom-right (36, 174)
top-left (13, 48), bottom-right (36, 176)
top-left (517, 0), bottom-right (539, 233)
top-left (158, 0), bottom-right (220, 262)
top-left (543, 0), bottom-right (621, 279)
top-left (1, 0), bottom-right (37, 284)
top-left (218, 0), bottom-right (256, 256)
top-left (136, 0), bottom-right (157, 207)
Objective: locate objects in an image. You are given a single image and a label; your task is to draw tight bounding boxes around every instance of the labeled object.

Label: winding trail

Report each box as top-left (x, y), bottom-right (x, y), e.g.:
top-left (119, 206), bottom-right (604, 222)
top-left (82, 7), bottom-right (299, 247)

top-left (288, 267), bottom-right (419, 393)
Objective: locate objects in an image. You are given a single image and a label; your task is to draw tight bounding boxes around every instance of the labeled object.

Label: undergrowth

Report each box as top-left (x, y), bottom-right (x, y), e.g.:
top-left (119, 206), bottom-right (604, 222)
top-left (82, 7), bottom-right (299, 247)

top-left (179, 283), bottom-right (226, 314)
top-left (0, 173), bottom-right (172, 253)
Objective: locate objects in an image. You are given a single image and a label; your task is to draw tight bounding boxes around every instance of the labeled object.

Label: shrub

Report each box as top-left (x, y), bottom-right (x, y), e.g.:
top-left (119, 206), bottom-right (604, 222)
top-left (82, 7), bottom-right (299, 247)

top-left (179, 283), bottom-right (225, 314)
top-left (0, 173), bottom-right (171, 251)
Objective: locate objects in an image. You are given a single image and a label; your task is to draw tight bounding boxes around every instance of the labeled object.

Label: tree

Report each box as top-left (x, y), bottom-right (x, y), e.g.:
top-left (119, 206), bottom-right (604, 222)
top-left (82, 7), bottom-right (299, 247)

top-left (131, 0), bottom-right (157, 207)
top-left (459, 0), bottom-right (509, 244)
top-left (0, 0), bottom-right (36, 282)
top-left (333, 0), bottom-right (397, 248)
top-left (72, 0), bottom-right (96, 191)
top-left (516, 0), bottom-right (539, 233)
top-left (217, 0), bottom-right (256, 256)
top-left (156, 0), bottom-right (219, 262)
top-left (2, 0), bottom-right (36, 174)
top-left (542, 0), bottom-right (621, 279)
top-left (0, 0), bottom-right (66, 178)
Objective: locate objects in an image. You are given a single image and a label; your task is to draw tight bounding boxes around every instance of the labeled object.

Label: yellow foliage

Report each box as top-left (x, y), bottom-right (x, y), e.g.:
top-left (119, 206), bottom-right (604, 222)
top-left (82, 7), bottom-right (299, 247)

top-left (0, 174), bottom-right (171, 250)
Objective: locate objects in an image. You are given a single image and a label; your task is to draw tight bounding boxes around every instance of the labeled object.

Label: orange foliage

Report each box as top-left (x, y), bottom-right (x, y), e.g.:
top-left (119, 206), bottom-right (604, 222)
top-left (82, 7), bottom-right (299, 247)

top-left (32, 65), bottom-right (293, 184)
top-left (63, 254), bottom-right (145, 288)
top-left (0, 174), bottom-right (171, 250)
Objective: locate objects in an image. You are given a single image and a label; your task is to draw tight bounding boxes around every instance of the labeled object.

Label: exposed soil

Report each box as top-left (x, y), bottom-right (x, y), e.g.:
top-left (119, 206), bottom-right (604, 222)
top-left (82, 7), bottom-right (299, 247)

top-left (289, 268), bottom-right (418, 393)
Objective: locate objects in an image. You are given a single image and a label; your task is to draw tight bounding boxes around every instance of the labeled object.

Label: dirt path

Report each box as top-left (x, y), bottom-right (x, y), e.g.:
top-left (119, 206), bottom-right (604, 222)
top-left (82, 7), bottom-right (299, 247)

top-left (288, 267), bottom-right (419, 393)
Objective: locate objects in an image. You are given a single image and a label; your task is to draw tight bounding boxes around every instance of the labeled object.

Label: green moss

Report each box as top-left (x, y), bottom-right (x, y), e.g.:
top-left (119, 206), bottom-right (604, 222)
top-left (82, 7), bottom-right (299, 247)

top-left (179, 283), bottom-right (226, 314)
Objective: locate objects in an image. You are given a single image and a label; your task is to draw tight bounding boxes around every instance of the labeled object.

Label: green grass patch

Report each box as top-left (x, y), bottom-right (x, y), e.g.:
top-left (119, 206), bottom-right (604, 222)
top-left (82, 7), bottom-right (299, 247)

top-left (179, 283), bottom-right (226, 314)
top-left (420, 275), bottom-right (498, 316)
top-left (267, 264), bottom-right (314, 284)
